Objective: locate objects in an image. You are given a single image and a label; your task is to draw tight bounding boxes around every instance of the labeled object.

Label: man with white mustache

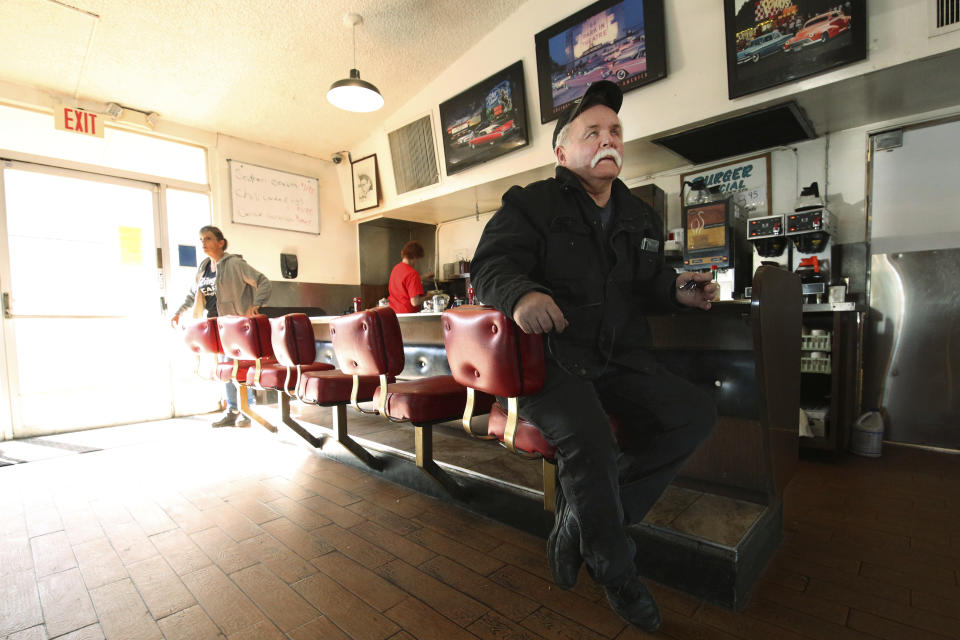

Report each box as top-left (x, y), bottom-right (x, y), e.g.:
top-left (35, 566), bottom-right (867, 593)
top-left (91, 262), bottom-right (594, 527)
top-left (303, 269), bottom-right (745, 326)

top-left (471, 81), bottom-right (717, 632)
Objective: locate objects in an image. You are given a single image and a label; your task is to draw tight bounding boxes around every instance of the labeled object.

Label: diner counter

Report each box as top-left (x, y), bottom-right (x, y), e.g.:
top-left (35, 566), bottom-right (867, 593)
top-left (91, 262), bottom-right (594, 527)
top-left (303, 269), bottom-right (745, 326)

top-left (311, 311), bottom-right (445, 343)
top-left (310, 302), bottom-right (765, 345)
top-left (303, 269), bottom-right (801, 608)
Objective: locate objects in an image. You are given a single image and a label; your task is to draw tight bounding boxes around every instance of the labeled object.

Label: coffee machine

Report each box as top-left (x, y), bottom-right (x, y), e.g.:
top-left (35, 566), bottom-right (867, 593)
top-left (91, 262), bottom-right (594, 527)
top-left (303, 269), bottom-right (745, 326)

top-left (681, 179), bottom-right (750, 299)
top-left (747, 214), bottom-right (790, 272)
top-left (786, 183), bottom-right (836, 303)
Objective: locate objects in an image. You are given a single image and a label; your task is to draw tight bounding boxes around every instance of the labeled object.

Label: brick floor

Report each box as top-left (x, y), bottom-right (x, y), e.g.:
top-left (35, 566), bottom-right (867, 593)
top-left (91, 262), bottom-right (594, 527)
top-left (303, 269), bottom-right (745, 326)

top-left (0, 419), bottom-right (957, 639)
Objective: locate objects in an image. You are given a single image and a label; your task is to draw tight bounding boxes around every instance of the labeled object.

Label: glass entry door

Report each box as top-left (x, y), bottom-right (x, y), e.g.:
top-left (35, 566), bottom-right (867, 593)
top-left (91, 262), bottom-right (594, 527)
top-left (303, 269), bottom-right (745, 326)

top-left (0, 163), bottom-right (176, 437)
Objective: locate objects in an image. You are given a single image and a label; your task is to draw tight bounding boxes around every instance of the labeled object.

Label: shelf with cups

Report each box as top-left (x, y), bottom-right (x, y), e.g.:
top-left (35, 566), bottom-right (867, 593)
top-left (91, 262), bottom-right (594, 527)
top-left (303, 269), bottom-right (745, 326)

top-left (798, 311), bottom-right (863, 454)
top-left (800, 330), bottom-right (832, 374)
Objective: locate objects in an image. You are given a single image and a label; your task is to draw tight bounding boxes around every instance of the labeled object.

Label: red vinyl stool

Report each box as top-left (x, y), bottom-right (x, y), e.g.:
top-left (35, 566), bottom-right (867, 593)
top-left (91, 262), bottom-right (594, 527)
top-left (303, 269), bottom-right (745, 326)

top-left (182, 316), bottom-right (265, 426)
top-left (216, 314), bottom-right (280, 432)
top-left (266, 313), bottom-right (335, 396)
top-left (181, 317), bottom-right (222, 381)
top-left (330, 307), bottom-right (494, 496)
top-left (443, 306), bottom-right (624, 511)
top-left (271, 313), bottom-right (387, 470)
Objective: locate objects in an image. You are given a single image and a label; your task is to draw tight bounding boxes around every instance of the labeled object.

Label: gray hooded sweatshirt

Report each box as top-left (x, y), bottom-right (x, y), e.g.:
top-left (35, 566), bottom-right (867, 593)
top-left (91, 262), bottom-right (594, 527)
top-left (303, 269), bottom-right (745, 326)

top-left (176, 252), bottom-right (272, 317)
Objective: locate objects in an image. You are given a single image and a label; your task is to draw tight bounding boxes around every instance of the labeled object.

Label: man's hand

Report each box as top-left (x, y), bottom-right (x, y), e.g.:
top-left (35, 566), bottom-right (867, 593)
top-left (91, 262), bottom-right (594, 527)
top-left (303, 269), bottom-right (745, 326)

top-left (675, 272), bottom-right (717, 311)
top-left (244, 305), bottom-right (260, 316)
top-left (512, 291), bottom-right (569, 334)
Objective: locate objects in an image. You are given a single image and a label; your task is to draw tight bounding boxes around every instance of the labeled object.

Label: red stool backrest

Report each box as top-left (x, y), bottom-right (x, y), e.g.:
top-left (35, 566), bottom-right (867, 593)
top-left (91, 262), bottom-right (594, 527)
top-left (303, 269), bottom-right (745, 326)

top-left (217, 315), bottom-right (274, 360)
top-left (270, 313), bottom-right (316, 366)
top-left (442, 306), bottom-right (545, 397)
top-left (182, 317), bottom-right (222, 355)
top-left (330, 307), bottom-right (404, 377)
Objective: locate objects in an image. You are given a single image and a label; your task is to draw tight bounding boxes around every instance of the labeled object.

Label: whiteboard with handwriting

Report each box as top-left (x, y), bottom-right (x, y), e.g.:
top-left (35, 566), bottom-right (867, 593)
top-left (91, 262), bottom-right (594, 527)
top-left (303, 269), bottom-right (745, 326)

top-left (228, 160), bottom-right (320, 234)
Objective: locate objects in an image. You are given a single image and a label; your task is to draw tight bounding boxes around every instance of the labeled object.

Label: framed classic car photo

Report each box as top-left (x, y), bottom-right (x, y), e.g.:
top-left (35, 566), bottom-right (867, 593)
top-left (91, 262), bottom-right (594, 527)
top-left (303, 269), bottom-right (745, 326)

top-left (724, 0), bottom-right (866, 99)
top-left (534, 0), bottom-right (666, 124)
top-left (438, 61), bottom-right (530, 176)
top-left (351, 154), bottom-right (380, 213)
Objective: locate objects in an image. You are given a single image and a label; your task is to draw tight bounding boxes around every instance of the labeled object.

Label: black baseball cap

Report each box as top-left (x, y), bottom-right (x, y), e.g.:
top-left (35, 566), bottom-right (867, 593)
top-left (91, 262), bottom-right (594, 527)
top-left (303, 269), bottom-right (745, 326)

top-left (552, 80), bottom-right (623, 149)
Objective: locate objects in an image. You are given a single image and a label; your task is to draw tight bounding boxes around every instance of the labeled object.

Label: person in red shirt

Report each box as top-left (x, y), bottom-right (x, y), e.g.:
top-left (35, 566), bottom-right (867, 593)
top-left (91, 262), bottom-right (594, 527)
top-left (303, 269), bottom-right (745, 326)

top-left (388, 241), bottom-right (428, 313)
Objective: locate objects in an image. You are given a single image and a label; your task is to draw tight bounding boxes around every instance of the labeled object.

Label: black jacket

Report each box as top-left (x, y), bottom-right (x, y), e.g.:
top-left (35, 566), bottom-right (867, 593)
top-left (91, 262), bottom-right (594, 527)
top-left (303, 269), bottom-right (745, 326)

top-left (471, 166), bottom-right (680, 375)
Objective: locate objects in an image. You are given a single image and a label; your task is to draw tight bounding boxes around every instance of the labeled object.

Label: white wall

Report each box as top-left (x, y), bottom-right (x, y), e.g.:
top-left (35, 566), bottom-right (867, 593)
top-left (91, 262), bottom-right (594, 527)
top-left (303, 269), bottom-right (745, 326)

top-left (210, 135), bottom-right (358, 284)
top-left (0, 80), bottom-right (359, 285)
top-left (351, 0), bottom-right (960, 258)
top-left (3, 0), bottom-right (958, 282)
top-left (436, 212), bottom-right (496, 272)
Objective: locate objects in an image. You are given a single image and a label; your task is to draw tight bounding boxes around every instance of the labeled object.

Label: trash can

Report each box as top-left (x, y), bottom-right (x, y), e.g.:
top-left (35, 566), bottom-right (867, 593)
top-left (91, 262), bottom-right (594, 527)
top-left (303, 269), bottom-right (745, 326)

top-left (850, 411), bottom-right (884, 457)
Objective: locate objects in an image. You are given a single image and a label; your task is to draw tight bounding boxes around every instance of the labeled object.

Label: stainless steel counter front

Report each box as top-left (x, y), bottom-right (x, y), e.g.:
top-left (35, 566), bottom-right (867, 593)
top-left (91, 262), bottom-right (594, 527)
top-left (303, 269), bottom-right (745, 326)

top-left (312, 312), bottom-right (444, 345)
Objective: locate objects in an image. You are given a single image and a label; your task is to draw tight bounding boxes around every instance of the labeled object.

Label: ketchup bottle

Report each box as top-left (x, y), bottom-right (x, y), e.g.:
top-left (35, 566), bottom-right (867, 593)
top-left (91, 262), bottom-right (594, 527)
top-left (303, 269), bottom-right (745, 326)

top-left (352, 297), bottom-right (362, 312)
top-left (467, 285), bottom-right (476, 305)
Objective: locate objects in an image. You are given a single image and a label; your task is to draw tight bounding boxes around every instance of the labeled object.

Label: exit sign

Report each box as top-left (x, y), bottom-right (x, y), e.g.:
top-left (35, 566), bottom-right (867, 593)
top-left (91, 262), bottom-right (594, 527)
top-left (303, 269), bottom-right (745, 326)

top-left (54, 106), bottom-right (104, 138)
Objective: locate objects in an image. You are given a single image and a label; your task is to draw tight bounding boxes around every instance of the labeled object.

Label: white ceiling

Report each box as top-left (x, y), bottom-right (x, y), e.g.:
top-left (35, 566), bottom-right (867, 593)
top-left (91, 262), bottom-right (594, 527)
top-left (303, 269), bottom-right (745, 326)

top-left (0, 0), bottom-right (528, 159)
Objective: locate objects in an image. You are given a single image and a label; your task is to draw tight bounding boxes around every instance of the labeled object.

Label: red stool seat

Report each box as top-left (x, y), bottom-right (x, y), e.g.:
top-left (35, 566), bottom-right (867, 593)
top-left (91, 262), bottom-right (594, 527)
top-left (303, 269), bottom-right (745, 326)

top-left (487, 403), bottom-right (557, 458)
top-left (247, 361), bottom-right (334, 389)
top-left (182, 317), bottom-right (222, 380)
top-left (298, 370), bottom-right (390, 406)
top-left (269, 312), bottom-right (384, 470)
top-left (442, 306), bottom-right (623, 509)
top-left (215, 359), bottom-right (263, 383)
top-left (183, 318), bottom-right (221, 356)
top-left (331, 306), bottom-right (490, 495)
top-left (374, 375), bottom-right (494, 423)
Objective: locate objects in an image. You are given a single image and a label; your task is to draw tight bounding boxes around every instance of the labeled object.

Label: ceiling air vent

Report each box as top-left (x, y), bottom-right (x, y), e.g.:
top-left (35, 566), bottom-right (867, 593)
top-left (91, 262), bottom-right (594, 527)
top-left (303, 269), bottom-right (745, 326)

top-left (931, 0), bottom-right (960, 35)
top-left (388, 115), bottom-right (439, 195)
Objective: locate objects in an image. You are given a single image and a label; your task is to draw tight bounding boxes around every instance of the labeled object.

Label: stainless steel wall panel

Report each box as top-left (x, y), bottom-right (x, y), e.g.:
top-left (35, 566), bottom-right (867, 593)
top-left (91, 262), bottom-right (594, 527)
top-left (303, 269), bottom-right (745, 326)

top-left (864, 249), bottom-right (960, 449)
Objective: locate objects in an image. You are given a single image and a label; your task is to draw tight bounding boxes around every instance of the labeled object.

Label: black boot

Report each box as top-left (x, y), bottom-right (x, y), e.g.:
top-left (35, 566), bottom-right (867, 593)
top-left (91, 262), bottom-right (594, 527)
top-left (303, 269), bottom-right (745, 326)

top-left (211, 411), bottom-right (238, 428)
top-left (547, 487), bottom-right (582, 589)
top-left (605, 574), bottom-right (661, 632)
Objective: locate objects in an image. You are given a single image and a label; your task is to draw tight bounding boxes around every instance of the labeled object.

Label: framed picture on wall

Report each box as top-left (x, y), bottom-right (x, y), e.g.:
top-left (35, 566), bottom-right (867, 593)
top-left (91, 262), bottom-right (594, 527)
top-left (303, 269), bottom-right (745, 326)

top-left (724, 0), bottom-right (866, 99)
top-left (680, 153), bottom-right (771, 217)
top-left (534, 0), bottom-right (666, 124)
top-left (438, 61), bottom-right (530, 176)
top-left (351, 154), bottom-right (380, 213)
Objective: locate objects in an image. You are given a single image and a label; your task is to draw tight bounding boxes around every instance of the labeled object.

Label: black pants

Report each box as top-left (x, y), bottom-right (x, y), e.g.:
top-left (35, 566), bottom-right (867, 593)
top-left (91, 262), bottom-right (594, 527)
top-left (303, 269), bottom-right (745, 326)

top-left (519, 359), bottom-right (716, 586)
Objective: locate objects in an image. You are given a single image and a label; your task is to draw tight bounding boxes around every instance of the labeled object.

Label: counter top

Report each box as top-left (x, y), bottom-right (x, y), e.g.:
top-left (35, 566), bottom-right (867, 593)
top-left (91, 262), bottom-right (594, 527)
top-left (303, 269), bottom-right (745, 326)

top-left (309, 311), bottom-right (445, 322)
top-left (309, 300), bottom-right (860, 324)
top-left (311, 312), bottom-right (445, 343)
top-left (801, 302), bottom-right (862, 312)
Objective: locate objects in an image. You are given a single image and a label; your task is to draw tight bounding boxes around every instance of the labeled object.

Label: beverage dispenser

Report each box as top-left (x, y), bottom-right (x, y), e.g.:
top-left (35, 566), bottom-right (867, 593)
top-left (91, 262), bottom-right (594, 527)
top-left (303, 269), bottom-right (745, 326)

top-left (786, 182), bottom-right (836, 303)
top-left (747, 214), bottom-right (790, 272)
top-left (681, 178), bottom-right (750, 299)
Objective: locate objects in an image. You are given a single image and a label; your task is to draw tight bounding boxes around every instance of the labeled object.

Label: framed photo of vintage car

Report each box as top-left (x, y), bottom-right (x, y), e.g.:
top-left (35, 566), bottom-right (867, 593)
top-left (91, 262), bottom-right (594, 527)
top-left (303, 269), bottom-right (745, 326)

top-left (534, 0), bottom-right (666, 124)
top-left (724, 0), bottom-right (866, 99)
top-left (438, 61), bottom-right (530, 176)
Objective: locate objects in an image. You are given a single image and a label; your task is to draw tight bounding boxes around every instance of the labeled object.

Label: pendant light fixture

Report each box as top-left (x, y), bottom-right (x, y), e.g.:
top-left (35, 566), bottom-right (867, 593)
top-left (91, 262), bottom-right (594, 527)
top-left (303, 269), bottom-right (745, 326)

top-left (327, 13), bottom-right (384, 113)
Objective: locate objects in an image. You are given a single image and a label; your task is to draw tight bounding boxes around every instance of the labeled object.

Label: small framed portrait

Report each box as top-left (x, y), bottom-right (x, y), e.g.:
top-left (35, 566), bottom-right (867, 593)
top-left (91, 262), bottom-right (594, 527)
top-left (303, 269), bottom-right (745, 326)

top-left (724, 0), bottom-right (866, 99)
top-left (439, 61), bottom-right (530, 176)
top-left (351, 154), bottom-right (380, 213)
top-left (534, 0), bottom-right (667, 124)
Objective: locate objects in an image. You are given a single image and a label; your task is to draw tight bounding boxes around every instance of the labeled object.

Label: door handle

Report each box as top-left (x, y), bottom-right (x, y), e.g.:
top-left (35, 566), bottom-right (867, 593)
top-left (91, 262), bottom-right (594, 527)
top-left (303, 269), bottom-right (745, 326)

top-left (2, 292), bottom-right (10, 318)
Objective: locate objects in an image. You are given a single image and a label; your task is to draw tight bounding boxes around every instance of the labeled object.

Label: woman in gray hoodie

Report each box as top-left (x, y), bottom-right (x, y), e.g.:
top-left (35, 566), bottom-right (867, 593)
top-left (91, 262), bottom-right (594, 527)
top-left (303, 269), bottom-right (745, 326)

top-left (172, 226), bottom-right (272, 427)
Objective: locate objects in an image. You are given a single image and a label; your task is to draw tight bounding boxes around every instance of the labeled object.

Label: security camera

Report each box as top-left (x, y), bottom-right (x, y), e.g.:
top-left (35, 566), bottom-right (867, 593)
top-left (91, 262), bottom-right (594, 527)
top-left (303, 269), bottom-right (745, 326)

top-left (331, 152), bottom-right (344, 165)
